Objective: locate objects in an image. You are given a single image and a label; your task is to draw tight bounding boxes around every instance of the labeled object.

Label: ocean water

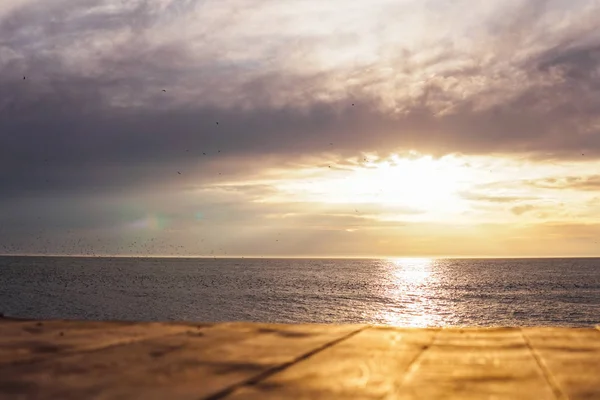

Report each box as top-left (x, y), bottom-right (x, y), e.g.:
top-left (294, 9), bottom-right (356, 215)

top-left (0, 256), bottom-right (598, 326)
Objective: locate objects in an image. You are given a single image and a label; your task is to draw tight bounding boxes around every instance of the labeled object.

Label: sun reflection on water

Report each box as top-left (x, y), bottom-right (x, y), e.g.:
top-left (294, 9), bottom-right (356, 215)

top-left (392, 258), bottom-right (431, 284)
top-left (378, 257), bottom-right (444, 327)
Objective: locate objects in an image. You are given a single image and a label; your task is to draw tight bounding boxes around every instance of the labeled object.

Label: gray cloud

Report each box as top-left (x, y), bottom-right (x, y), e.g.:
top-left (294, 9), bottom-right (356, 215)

top-left (1, 2), bottom-right (599, 171)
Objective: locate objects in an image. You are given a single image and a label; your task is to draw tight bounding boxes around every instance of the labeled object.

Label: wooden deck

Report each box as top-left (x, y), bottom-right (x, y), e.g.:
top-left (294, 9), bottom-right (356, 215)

top-left (0, 319), bottom-right (598, 399)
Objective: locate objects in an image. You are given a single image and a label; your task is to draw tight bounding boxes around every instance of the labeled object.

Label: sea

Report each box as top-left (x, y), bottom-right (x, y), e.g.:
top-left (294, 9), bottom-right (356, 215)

top-left (0, 256), bottom-right (598, 326)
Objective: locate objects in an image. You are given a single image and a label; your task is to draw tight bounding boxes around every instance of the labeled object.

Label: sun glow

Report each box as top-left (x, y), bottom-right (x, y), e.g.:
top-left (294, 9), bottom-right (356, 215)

top-left (274, 154), bottom-right (471, 220)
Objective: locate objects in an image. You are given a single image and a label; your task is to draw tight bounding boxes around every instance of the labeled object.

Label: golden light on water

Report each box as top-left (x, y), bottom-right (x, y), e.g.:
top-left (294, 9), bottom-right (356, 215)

top-left (379, 257), bottom-right (444, 327)
top-left (392, 258), bottom-right (432, 284)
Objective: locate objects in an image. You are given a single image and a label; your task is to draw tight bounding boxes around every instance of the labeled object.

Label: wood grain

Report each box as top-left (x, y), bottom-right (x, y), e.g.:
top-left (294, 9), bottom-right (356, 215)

top-left (523, 327), bottom-right (600, 400)
top-left (0, 322), bottom-right (361, 400)
top-left (0, 320), bottom-right (203, 364)
top-left (394, 328), bottom-right (557, 400)
top-left (225, 327), bottom-right (438, 399)
top-left (0, 322), bottom-right (598, 400)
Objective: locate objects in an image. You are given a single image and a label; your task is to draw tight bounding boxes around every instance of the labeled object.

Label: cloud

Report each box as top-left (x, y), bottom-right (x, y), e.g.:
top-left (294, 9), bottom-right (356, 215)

top-left (459, 191), bottom-right (534, 204)
top-left (526, 175), bottom-right (600, 191)
top-left (533, 221), bottom-right (600, 241)
top-left (2, 1), bottom-right (600, 187)
top-left (3, 0), bottom-right (600, 255)
top-left (511, 204), bottom-right (536, 216)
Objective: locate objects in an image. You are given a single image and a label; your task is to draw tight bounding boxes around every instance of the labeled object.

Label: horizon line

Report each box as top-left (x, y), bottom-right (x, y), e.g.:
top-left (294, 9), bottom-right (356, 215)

top-left (1, 254), bottom-right (600, 260)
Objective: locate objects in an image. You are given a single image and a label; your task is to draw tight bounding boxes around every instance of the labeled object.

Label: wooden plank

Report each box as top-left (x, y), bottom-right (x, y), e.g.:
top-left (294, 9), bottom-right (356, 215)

top-left (523, 327), bottom-right (600, 400)
top-left (0, 322), bottom-right (362, 400)
top-left (0, 322), bottom-right (598, 400)
top-left (0, 320), bottom-right (203, 365)
top-left (223, 327), bottom-right (438, 399)
top-left (225, 327), bottom-right (557, 400)
top-left (392, 328), bottom-right (558, 399)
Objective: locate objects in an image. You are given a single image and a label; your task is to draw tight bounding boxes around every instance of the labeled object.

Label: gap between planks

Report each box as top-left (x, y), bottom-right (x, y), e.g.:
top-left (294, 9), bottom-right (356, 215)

top-left (204, 325), bottom-right (370, 400)
top-left (394, 327), bottom-right (441, 389)
top-left (521, 328), bottom-right (567, 400)
top-left (207, 326), bottom-right (440, 400)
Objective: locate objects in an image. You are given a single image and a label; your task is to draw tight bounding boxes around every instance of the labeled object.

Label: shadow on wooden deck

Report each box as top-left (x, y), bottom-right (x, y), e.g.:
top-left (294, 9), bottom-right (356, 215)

top-left (0, 317), bottom-right (598, 399)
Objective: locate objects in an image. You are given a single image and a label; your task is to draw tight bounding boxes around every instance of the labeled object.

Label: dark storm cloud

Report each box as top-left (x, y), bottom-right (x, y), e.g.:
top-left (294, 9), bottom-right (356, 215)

top-left (537, 42), bottom-right (600, 81)
top-left (2, 0), bottom-right (600, 201)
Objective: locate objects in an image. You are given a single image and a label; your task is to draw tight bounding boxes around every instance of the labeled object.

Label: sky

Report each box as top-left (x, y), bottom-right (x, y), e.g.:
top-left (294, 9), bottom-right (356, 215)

top-left (1, 0), bottom-right (600, 257)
